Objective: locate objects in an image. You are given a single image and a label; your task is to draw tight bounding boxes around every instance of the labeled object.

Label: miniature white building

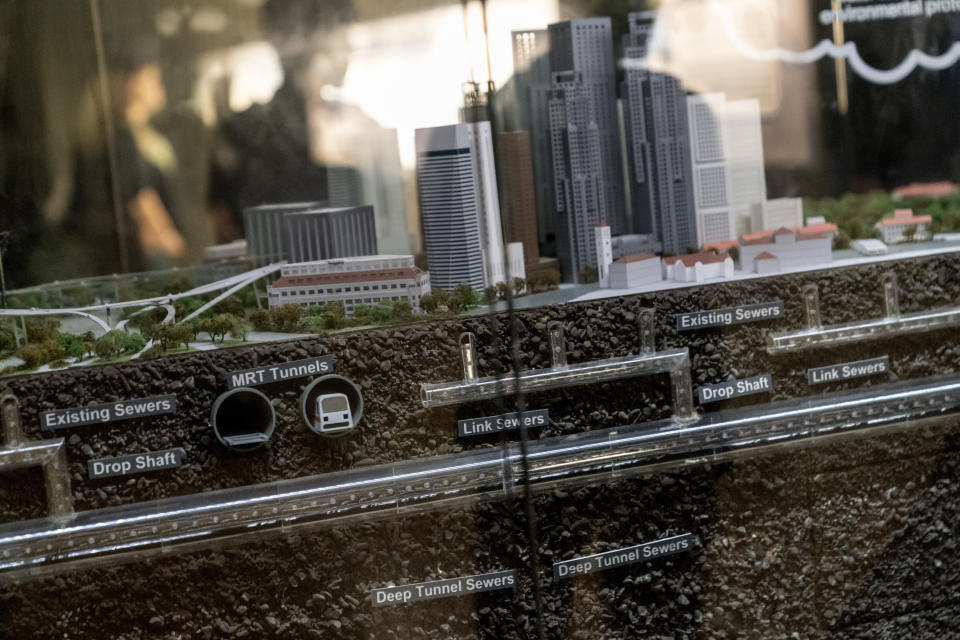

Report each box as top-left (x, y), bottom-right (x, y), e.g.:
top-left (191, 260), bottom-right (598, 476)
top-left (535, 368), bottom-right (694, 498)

top-left (267, 255), bottom-right (431, 315)
top-left (874, 208), bottom-right (932, 243)
top-left (609, 253), bottom-right (662, 289)
top-left (663, 252), bottom-right (734, 283)
top-left (751, 198), bottom-right (803, 233)
top-left (739, 226), bottom-right (832, 273)
top-left (687, 94), bottom-right (766, 243)
top-left (610, 233), bottom-right (662, 260)
top-left (506, 242), bottom-right (526, 285)
top-left (595, 225), bottom-right (613, 288)
top-left (850, 239), bottom-right (888, 256)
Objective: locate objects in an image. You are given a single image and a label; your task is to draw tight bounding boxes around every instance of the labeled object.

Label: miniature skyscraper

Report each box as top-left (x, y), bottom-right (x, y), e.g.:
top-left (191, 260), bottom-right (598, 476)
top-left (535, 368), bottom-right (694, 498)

top-left (687, 93), bottom-right (737, 246)
top-left (622, 11), bottom-right (698, 255)
top-left (499, 132), bottom-right (540, 266)
top-left (687, 93), bottom-right (766, 245)
top-left (546, 16), bottom-right (630, 282)
top-left (511, 29), bottom-right (554, 248)
top-left (415, 122), bottom-right (506, 291)
top-left (549, 71), bottom-right (604, 282)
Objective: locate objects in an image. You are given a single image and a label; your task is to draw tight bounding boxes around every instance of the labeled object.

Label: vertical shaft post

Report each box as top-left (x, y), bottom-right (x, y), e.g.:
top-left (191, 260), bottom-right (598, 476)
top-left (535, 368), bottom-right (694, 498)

top-left (460, 332), bottom-right (478, 382)
top-left (547, 321), bottom-right (567, 369)
top-left (803, 283), bottom-right (822, 330)
top-left (638, 308), bottom-right (656, 354)
top-left (882, 272), bottom-right (900, 318)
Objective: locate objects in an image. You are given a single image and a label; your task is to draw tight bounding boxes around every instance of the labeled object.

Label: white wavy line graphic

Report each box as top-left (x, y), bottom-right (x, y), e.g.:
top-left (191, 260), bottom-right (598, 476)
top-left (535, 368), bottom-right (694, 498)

top-left (627, 2), bottom-right (960, 85)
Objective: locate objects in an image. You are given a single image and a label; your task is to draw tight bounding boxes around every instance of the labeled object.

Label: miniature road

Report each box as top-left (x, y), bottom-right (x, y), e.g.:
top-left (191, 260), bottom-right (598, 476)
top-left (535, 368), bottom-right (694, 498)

top-left (0, 263), bottom-right (285, 330)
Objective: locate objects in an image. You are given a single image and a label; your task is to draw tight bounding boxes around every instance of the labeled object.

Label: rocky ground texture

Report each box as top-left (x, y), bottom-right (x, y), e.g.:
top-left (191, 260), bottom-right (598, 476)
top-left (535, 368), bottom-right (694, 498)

top-left (1, 252), bottom-right (959, 637)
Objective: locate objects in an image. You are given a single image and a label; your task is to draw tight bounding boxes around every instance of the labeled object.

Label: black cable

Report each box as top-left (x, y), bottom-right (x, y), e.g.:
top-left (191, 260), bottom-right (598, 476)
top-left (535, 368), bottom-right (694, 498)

top-left (502, 280), bottom-right (548, 640)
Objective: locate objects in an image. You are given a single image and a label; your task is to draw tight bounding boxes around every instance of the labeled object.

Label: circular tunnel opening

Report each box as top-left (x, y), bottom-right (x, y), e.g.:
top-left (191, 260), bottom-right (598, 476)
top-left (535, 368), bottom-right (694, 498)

top-left (210, 387), bottom-right (275, 451)
top-left (300, 375), bottom-right (363, 438)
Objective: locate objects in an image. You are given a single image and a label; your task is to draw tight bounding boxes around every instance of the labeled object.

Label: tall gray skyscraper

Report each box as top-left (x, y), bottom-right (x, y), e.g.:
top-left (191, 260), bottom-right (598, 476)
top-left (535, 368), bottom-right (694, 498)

top-left (549, 71), bottom-right (605, 282)
top-left (415, 122), bottom-right (507, 291)
top-left (622, 11), bottom-right (698, 255)
top-left (511, 29), bottom-right (554, 249)
top-left (548, 18), bottom-right (626, 236)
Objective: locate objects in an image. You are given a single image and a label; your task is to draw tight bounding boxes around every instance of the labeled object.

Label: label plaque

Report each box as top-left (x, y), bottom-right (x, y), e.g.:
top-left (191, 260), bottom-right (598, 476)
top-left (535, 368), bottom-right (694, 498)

top-left (226, 355), bottom-right (334, 389)
top-left (40, 395), bottom-right (177, 431)
top-left (698, 374), bottom-right (772, 404)
top-left (553, 533), bottom-right (695, 580)
top-left (807, 356), bottom-right (889, 385)
top-left (676, 301), bottom-right (783, 332)
top-left (372, 570), bottom-right (515, 606)
top-left (458, 409), bottom-right (549, 438)
top-left (88, 448), bottom-right (184, 479)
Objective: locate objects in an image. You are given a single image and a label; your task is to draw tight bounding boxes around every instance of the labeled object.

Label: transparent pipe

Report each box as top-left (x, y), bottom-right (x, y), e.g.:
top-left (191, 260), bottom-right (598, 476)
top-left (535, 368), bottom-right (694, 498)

top-left (3, 374), bottom-right (960, 581)
top-left (420, 349), bottom-right (691, 408)
top-left (770, 276), bottom-right (960, 353)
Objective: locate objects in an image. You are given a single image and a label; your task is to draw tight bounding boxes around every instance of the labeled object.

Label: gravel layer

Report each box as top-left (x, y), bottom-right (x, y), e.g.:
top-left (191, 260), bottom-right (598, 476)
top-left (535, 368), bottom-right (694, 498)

top-left (0, 252), bottom-right (959, 637)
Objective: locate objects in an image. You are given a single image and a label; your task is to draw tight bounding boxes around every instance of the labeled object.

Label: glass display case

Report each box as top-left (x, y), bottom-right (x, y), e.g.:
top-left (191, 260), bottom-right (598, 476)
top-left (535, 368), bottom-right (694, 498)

top-left (2, 1), bottom-right (960, 637)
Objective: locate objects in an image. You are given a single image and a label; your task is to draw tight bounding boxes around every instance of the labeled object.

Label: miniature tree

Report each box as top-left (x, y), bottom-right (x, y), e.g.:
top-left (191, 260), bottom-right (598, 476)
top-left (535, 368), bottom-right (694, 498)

top-left (483, 286), bottom-right (498, 305)
top-left (579, 265), bottom-right (598, 284)
top-left (94, 334), bottom-right (120, 359)
top-left (16, 343), bottom-right (53, 369)
top-left (121, 332), bottom-right (146, 353)
top-left (902, 224), bottom-right (917, 242)
top-left (167, 323), bottom-right (194, 350)
top-left (229, 317), bottom-right (251, 342)
top-left (419, 293), bottom-right (439, 314)
top-left (56, 333), bottom-right (86, 359)
top-left (371, 301), bottom-right (394, 322)
top-left (512, 277), bottom-right (526, 298)
top-left (495, 282), bottom-right (509, 301)
top-left (832, 230), bottom-right (850, 250)
top-left (540, 269), bottom-right (561, 290)
top-left (392, 300), bottom-right (413, 320)
top-left (321, 301), bottom-right (346, 330)
top-left (250, 309), bottom-right (273, 331)
top-left (451, 284), bottom-right (478, 313)
top-left (270, 304), bottom-right (303, 332)
top-left (200, 314), bottom-right (235, 343)
top-left (25, 317), bottom-right (59, 343)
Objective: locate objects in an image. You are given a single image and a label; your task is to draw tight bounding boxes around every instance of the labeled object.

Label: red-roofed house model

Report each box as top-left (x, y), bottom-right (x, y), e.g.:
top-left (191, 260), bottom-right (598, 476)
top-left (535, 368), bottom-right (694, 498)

top-left (874, 208), bottom-right (932, 243)
top-left (892, 181), bottom-right (958, 199)
top-left (663, 252), bottom-right (734, 283)
top-left (609, 253), bottom-right (662, 289)
top-left (267, 255), bottom-right (431, 315)
top-left (738, 223), bottom-right (835, 273)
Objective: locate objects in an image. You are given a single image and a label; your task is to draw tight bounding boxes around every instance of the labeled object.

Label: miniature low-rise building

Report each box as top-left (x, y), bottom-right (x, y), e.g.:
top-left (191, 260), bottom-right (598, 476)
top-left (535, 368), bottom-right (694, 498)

top-left (610, 234), bottom-right (662, 260)
top-left (750, 198), bottom-right (803, 233)
top-left (892, 181), bottom-right (958, 199)
top-left (850, 239), bottom-right (888, 256)
top-left (874, 208), bottom-right (932, 243)
top-left (739, 226), bottom-right (832, 273)
top-left (609, 253), bottom-right (662, 289)
top-left (267, 255), bottom-right (430, 315)
top-left (663, 252), bottom-right (734, 283)
top-left (754, 251), bottom-right (779, 274)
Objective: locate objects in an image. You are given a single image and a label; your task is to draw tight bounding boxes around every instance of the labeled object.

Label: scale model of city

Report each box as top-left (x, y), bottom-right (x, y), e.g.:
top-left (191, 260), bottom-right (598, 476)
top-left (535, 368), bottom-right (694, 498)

top-left (2, 10), bottom-right (959, 372)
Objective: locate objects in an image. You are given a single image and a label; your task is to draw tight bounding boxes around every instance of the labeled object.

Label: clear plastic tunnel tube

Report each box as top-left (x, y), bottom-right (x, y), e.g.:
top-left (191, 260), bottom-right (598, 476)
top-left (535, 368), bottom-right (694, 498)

top-left (3, 374), bottom-right (960, 580)
top-left (420, 349), bottom-right (691, 408)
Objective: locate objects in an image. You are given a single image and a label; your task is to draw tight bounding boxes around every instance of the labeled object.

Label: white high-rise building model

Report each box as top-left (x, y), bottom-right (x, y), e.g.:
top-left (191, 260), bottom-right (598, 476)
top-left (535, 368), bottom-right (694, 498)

top-left (595, 224), bottom-right (613, 288)
top-left (687, 93), bottom-right (736, 247)
top-left (725, 99), bottom-right (766, 236)
top-left (415, 122), bottom-right (506, 291)
top-left (686, 93), bottom-right (767, 245)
